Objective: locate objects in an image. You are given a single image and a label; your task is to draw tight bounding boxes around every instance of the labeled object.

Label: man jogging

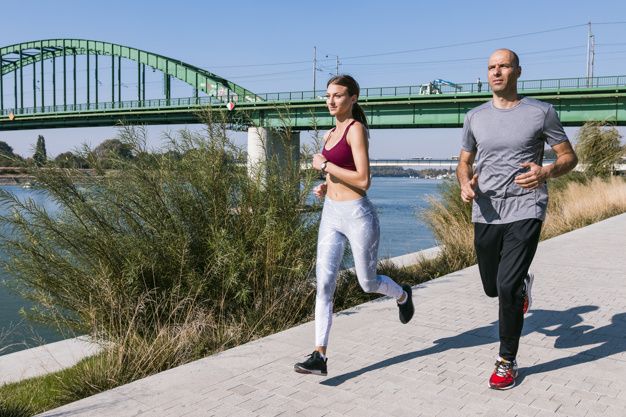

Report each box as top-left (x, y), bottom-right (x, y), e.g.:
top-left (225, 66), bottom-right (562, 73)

top-left (457, 49), bottom-right (578, 390)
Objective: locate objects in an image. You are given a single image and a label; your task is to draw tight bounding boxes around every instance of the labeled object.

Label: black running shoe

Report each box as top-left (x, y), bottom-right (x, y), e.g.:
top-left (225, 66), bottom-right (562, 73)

top-left (398, 284), bottom-right (414, 324)
top-left (294, 351), bottom-right (327, 376)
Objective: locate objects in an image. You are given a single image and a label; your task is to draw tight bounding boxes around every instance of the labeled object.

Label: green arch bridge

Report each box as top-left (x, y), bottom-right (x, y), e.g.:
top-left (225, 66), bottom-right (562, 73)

top-left (2, 39), bottom-right (626, 131)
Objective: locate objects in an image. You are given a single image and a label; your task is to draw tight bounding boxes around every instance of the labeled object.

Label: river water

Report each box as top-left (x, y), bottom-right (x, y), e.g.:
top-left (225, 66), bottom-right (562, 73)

top-left (0, 177), bottom-right (443, 355)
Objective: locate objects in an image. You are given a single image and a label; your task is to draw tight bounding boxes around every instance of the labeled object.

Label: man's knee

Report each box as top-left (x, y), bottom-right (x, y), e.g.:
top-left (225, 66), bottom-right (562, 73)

top-left (484, 287), bottom-right (498, 298)
top-left (497, 281), bottom-right (519, 303)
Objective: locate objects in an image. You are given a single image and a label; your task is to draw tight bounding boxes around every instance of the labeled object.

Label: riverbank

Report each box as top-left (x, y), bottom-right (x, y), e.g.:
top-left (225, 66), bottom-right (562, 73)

top-left (0, 175), bottom-right (34, 185)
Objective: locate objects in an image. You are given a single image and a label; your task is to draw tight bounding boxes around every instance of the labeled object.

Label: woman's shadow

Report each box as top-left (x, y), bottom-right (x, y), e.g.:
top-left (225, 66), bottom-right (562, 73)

top-left (321, 305), bottom-right (626, 387)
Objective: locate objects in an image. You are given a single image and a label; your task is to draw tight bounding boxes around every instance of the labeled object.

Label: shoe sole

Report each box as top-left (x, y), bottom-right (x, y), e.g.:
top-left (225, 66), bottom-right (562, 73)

top-left (294, 365), bottom-right (327, 376)
top-left (524, 273), bottom-right (534, 314)
top-left (488, 380), bottom-right (516, 390)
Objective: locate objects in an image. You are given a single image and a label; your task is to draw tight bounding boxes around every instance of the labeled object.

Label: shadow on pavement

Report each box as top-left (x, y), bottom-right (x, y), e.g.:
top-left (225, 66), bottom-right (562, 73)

top-left (321, 305), bottom-right (626, 387)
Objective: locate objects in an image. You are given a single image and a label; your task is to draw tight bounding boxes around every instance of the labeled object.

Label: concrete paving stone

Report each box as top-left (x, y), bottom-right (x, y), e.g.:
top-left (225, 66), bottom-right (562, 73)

top-left (596, 393), bottom-right (626, 409)
top-left (549, 393), bottom-right (581, 406)
top-left (435, 406), bottom-right (466, 417)
top-left (238, 398), bottom-right (272, 413)
top-left (295, 406), bottom-right (332, 417)
top-left (507, 402), bottom-right (542, 417)
top-left (204, 404), bottom-right (247, 417)
top-left (343, 406), bottom-right (388, 417)
top-left (554, 405), bottom-right (588, 417)
top-left (502, 389), bottom-right (539, 406)
top-left (324, 411), bottom-right (350, 417)
top-left (529, 397), bottom-right (562, 413)
top-left (228, 383), bottom-right (258, 396)
top-left (289, 389), bottom-right (318, 403)
top-left (533, 411), bottom-right (558, 417)
top-left (458, 401), bottom-right (493, 415)
top-left (601, 405), bottom-right (626, 417)
top-left (588, 383), bottom-right (620, 397)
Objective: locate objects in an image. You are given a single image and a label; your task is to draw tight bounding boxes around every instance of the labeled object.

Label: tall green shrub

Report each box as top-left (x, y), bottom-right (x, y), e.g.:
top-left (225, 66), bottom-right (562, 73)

top-left (0, 112), bottom-right (320, 352)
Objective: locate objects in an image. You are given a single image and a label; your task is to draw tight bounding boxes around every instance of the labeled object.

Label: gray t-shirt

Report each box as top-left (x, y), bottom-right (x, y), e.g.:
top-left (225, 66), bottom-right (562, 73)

top-left (461, 97), bottom-right (569, 224)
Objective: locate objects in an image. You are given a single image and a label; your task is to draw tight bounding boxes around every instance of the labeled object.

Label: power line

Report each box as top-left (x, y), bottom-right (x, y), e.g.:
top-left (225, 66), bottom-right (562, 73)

top-left (340, 24), bottom-right (588, 60)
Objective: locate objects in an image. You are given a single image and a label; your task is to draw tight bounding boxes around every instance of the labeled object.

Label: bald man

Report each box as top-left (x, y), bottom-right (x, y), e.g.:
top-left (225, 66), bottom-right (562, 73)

top-left (456, 49), bottom-right (578, 390)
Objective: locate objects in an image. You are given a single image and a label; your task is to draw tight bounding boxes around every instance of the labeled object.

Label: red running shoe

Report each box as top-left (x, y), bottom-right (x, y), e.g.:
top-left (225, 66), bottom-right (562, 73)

top-left (489, 357), bottom-right (518, 390)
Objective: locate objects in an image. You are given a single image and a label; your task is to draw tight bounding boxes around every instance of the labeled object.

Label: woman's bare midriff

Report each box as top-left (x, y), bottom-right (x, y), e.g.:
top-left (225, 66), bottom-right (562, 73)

top-left (326, 174), bottom-right (366, 201)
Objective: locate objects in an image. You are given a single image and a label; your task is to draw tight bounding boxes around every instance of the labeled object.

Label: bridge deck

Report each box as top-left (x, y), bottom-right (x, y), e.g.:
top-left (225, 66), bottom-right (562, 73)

top-left (38, 213), bottom-right (626, 417)
top-left (2, 75), bottom-right (626, 130)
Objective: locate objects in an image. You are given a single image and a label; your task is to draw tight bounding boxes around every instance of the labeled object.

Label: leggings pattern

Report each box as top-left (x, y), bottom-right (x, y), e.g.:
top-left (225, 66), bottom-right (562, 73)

top-left (315, 196), bottom-right (404, 347)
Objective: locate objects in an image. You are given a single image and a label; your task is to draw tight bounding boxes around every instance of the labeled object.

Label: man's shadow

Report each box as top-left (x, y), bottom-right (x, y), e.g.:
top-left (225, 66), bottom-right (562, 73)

top-left (518, 310), bottom-right (626, 383)
top-left (321, 305), bottom-right (626, 387)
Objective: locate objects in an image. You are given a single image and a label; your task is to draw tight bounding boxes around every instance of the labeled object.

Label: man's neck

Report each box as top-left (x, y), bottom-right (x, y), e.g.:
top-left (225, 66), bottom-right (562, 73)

top-left (492, 91), bottom-right (521, 109)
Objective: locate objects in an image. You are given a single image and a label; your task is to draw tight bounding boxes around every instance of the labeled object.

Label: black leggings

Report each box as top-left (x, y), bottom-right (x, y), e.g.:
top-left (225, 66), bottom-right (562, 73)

top-left (474, 218), bottom-right (542, 361)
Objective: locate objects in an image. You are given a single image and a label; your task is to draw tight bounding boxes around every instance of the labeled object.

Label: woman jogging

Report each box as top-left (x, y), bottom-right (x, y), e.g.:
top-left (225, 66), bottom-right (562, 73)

top-left (294, 75), bottom-right (414, 376)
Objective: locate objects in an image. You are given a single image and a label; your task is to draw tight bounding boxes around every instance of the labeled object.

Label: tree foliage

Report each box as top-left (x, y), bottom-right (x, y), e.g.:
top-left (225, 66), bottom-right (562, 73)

top-left (0, 141), bottom-right (24, 167)
top-left (575, 122), bottom-right (625, 177)
top-left (33, 135), bottom-right (47, 167)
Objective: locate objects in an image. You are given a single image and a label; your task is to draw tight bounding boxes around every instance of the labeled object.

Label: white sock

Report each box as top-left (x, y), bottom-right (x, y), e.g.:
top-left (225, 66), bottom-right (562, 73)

top-left (397, 291), bottom-right (408, 305)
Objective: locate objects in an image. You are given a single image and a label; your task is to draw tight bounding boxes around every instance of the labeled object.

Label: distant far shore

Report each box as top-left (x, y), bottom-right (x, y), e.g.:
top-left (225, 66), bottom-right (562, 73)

top-left (0, 175), bottom-right (35, 185)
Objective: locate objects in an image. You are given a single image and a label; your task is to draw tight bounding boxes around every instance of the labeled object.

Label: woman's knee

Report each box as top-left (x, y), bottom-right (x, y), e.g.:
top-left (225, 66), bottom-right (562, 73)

top-left (316, 279), bottom-right (335, 299)
top-left (359, 277), bottom-right (380, 293)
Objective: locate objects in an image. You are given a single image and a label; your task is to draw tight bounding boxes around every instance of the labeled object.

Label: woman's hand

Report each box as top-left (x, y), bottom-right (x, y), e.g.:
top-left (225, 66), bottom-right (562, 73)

top-left (313, 182), bottom-right (327, 199)
top-left (312, 153), bottom-right (327, 171)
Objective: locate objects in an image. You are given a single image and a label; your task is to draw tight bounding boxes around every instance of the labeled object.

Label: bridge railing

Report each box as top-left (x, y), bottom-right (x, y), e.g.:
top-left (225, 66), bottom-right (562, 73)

top-left (3, 75), bottom-right (626, 116)
top-left (249, 75), bottom-right (626, 101)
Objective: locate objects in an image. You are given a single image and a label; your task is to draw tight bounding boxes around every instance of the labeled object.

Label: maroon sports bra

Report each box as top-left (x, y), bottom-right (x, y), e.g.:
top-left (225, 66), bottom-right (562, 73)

top-left (322, 120), bottom-right (358, 171)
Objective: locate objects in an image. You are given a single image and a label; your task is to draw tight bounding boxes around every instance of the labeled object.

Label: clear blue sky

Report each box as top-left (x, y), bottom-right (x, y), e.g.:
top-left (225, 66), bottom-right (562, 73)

top-left (2, 0), bottom-right (626, 158)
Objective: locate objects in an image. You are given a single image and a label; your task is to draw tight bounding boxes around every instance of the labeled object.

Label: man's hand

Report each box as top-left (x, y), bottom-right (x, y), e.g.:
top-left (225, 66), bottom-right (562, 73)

top-left (460, 174), bottom-right (478, 203)
top-left (514, 162), bottom-right (548, 189)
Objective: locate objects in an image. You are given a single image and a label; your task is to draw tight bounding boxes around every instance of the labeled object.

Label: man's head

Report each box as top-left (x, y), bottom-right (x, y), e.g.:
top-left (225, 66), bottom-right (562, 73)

top-left (488, 49), bottom-right (521, 97)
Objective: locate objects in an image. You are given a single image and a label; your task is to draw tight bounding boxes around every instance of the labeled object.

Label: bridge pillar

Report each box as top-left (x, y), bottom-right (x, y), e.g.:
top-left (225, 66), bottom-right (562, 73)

top-left (247, 127), bottom-right (300, 179)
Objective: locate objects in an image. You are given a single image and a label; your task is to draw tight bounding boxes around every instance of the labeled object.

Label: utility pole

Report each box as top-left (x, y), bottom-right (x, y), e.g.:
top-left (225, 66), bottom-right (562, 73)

top-left (586, 21), bottom-right (595, 87)
top-left (313, 46), bottom-right (317, 96)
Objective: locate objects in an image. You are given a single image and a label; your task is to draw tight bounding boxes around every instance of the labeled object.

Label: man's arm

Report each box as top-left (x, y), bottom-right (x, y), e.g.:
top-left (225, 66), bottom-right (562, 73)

top-left (515, 141), bottom-right (578, 189)
top-left (456, 150), bottom-right (478, 203)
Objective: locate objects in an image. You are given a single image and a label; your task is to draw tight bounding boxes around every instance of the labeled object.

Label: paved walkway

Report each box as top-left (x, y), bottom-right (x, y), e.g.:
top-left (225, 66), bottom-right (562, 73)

top-left (40, 214), bottom-right (626, 417)
top-left (0, 337), bottom-right (100, 385)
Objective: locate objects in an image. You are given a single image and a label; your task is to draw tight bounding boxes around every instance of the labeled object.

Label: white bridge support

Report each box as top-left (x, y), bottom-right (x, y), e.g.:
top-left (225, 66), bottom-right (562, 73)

top-left (247, 127), bottom-right (300, 179)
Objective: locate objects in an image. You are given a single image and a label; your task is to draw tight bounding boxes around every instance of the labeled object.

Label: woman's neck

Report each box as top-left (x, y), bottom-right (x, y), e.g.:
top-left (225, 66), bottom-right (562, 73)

top-left (335, 114), bottom-right (354, 129)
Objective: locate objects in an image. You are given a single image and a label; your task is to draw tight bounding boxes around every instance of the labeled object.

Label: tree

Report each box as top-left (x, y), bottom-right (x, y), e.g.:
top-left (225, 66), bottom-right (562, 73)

top-left (0, 140), bottom-right (24, 167)
top-left (54, 151), bottom-right (90, 169)
top-left (575, 122), bottom-right (625, 177)
top-left (93, 139), bottom-right (133, 161)
top-left (33, 135), bottom-right (47, 167)
top-left (0, 141), bottom-right (15, 158)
